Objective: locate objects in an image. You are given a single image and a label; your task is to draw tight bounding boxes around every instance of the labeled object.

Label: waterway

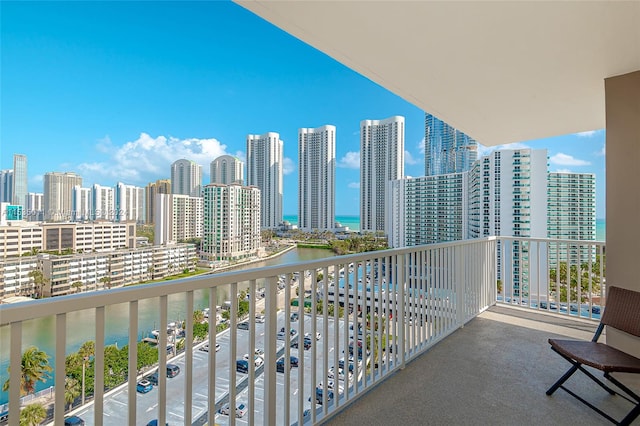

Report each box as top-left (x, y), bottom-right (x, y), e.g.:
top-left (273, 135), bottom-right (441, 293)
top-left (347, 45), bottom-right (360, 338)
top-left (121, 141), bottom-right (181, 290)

top-left (0, 247), bottom-right (336, 405)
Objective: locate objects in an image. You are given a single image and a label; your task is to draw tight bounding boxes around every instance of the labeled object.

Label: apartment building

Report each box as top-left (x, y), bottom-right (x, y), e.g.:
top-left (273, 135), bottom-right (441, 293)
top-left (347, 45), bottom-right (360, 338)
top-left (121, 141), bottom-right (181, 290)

top-left (298, 125), bottom-right (336, 232)
top-left (154, 194), bottom-right (203, 245)
top-left (0, 256), bottom-right (39, 298)
top-left (386, 173), bottom-right (468, 248)
top-left (425, 113), bottom-right (478, 176)
top-left (43, 171), bottom-right (83, 221)
top-left (246, 133), bottom-right (283, 229)
top-left (211, 155), bottom-right (244, 186)
top-left (171, 159), bottom-right (202, 197)
top-left (548, 172), bottom-right (597, 265)
top-left (360, 116), bottom-right (404, 234)
top-left (202, 183), bottom-right (261, 262)
top-left (145, 179), bottom-right (171, 224)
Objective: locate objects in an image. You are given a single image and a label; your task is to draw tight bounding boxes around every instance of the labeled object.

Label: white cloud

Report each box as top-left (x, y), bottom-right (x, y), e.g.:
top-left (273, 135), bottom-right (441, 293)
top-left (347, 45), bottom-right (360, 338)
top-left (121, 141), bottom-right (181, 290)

top-left (549, 153), bottom-right (591, 166)
top-left (282, 157), bottom-right (295, 175)
top-left (348, 182), bottom-right (360, 189)
top-left (597, 144), bottom-right (606, 156)
top-left (575, 130), bottom-right (597, 138)
top-left (418, 137), bottom-right (425, 154)
top-left (77, 133), bottom-right (229, 186)
top-left (338, 151), bottom-right (360, 169)
top-left (477, 142), bottom-right (530, 157)
top-left (405, 150), bottom-right (419, 166)
top-left (29, 175), bottom-right (43, 187)
top-left (554, 168), bottom-right (573, 173)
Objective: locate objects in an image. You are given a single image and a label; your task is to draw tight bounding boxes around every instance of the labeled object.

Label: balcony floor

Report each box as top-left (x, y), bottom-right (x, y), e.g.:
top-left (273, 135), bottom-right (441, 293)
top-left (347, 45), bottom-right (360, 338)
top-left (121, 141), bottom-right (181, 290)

top-left (326, 305), bottom-right (640, 426)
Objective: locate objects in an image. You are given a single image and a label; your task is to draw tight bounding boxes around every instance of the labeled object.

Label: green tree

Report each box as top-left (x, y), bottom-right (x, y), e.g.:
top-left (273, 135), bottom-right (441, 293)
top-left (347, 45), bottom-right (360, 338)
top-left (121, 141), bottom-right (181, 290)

top-left (2, 346), bottom-right (52, 396)
top-left (103, 345), bottom-right (126, 390)
top-left (78, 341), bottom-right (95, 404)
top-left (19, 403), bottom-right (47, 426)
top-left (193, 322), bottom-right (209, 341)
top-left (99, 276), bottom-right (112, 290)
top-left (27, 270), bottom-right (49, 298)
top-left (64, 377), bottom-right (80, 409)
top-left (71, 281), bottom-right (83, 293)
top-left (193, 310), bottom-right (205, 324)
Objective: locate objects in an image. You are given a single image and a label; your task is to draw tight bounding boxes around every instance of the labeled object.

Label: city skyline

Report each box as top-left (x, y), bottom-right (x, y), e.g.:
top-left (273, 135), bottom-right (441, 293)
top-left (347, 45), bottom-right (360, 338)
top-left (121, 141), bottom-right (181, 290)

top-left (1, 1), bottom-right (606, 217)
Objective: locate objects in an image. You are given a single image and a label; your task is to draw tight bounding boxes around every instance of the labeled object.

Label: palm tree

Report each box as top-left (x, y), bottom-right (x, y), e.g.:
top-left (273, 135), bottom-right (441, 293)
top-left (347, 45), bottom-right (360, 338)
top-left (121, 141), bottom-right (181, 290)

top-left (78, 341), bottom-right (95, 405)
top-left (193, 310), bottom-right (205, 324)
top-left (27, 270), bottom-right (49, 298)
top-left (19, 403), bottom-right (47, 426)
top-left (71, 281), bottom-right (83, 293)
top-left (64, 377), bottom-right (80, 410)
top-left (99, 276), bottom-right (111, 290)
top-left (2, 346), bottom-right (52, 396)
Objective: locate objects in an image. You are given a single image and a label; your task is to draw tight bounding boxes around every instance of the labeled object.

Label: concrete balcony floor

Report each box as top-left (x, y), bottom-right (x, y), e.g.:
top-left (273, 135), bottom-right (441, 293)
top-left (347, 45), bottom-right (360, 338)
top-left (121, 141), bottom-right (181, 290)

top-left (326, 305), bottom-right (640, 426)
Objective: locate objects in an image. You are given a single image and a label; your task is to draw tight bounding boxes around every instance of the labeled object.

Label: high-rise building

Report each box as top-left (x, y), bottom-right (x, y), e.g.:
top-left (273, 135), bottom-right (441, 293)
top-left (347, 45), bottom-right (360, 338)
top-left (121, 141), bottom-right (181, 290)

top-left (246, 133), bottom-right (283, 229)
top-left (211, 155), bottom-right (244, 186)
top-left (114, 182), bottom-right (145, 223)
top-left (298, 125), bottom-right (336, 232)
top-left (467, 149), bottom-right (548, 240)
top-left (386, 173), bottom-right (467, 248)
top-left (467, 148), bottom-right (548, 298)
top-left (171, 159), bottom-right (202, 197)
top-left (0, 170), bottom-right (13, 203)
top-left (12, 154), bottom-right (28, 207)
top-left (360, 116), bottom-right (405, 233)
top-left (43, 172), bottom-right (83, 221)
top-left (72, 186), bottom-right (92, 221)
top-left (425, 113), bottom-right (478, 176)
top-left (26, 193), bottom-right (44, 221)
top-left (154, 194), bottom-right (204, 245)
top-left (145, 179), bottom-right (171, 224)
top-left (91, 184), bottom-right (115, 221)
top-left (547, 172), bottom-right (596, 264)
top-left (202, 184), bottom-right (261, 262)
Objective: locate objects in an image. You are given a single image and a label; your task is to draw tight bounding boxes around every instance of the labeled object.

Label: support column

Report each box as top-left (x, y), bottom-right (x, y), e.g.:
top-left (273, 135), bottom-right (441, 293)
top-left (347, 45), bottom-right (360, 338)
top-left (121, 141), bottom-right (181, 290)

top-left (605, 70), bottom-right (640, 361)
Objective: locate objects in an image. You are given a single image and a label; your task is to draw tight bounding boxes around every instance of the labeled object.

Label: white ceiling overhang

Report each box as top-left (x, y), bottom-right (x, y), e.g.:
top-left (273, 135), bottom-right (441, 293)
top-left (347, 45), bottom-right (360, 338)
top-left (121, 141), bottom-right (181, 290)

top-left (235, 1), bottom-right (640, 146)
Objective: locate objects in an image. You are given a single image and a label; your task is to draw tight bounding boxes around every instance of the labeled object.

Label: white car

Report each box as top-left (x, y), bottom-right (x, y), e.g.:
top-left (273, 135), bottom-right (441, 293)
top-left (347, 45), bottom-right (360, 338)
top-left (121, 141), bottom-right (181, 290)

top-left (218, 403), bottom-right (247, 418)
top-left (255, 314), bottom-right (265, 323)
top-left (243, 353), bottom-right (264, 367)
top-left (277, 331), bottom-right (287, 340)
top-left (305, 332), bottom-right (321, 341)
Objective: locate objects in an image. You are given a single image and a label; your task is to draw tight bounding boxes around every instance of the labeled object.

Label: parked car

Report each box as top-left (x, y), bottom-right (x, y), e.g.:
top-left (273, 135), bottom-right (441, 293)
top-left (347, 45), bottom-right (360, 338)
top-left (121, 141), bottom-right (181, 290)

top-left (136, 379), bottom-right (153, 394)
top-left (309, 386), bottom-right (334, 405)
top-left (305, 332), bottom-right (321, 340)
top-left (255, 314), bottom-right (265, 323)
top-left (218, 402), bottom-right (248, 418)
top-left (276, 355), bottom-right (299, 372)
top-left (243, 353), bottom-right (264, 367)
top-left (291, 336), bottom-right (311, 350)
top-left (276, 331), bottom-right (287, 340)
top-left (145, 420), bottom-right (168, 426)
top-left (290, 312), bottom-right (299, 322)
top-left (167, 363), bottom-right (180, 378)
top-left (280, 327), bottom-right (296, 336)
top-left (237, 321), bottom-right (250, 330)
top-left (64, 416), bottom-right (85, 426)
top-left (236, 359), bottom-right (249, 374)
top-left (254, 348), bottom-right (264, 356)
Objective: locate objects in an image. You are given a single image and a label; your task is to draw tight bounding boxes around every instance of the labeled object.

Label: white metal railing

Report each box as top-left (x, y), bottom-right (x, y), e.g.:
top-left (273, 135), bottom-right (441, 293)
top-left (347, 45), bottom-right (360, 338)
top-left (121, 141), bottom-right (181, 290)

top-left (496, 237), bottom-right (606, 320)
top-left (1, 238), bottom-right (495, 425)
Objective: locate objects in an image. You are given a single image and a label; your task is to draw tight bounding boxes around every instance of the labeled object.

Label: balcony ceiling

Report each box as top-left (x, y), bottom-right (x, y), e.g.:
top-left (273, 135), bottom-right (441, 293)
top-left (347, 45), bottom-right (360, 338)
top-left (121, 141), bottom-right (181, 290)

top-left (235, 1), bottom-right (640, 146)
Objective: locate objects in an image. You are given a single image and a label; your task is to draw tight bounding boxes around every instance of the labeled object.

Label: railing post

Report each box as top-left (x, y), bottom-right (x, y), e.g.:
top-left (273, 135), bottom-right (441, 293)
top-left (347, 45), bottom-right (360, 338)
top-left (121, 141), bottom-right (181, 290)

top-left (9, 322), bottom-right (21, 426)
top-left (456, 244), bottom-right (465, 327)
top-left (263, 275), bottom-right (277, 426)
top-left (398, 254), bottom-right (406, 369)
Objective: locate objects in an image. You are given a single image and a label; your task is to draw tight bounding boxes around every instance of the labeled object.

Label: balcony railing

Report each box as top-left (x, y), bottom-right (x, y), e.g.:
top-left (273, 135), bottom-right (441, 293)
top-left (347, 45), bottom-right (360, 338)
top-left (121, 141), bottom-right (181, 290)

top-left (0, 236), bottom-right (605, 425)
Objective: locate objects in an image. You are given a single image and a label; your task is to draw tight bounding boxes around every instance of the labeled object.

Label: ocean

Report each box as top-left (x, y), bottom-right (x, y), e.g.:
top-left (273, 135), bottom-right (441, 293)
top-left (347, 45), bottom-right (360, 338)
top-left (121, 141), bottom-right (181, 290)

top-left (284, 215), bottom-right (606, 241)
top-left (283, 215), bottom-right (360, 232)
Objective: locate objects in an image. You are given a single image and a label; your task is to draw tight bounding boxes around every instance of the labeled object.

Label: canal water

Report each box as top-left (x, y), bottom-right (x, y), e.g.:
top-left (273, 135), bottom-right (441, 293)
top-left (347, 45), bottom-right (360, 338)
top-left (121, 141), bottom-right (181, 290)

top-left (0, 247), bottom-right (336, 405)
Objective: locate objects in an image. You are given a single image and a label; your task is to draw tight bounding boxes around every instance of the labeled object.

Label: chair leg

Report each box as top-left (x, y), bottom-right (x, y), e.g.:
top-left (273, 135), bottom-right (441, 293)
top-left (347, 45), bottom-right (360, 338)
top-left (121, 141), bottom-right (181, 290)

top-left (547, 364), bottom-right (579, 395)
top-left (619, 402), bottom-right (640, 426)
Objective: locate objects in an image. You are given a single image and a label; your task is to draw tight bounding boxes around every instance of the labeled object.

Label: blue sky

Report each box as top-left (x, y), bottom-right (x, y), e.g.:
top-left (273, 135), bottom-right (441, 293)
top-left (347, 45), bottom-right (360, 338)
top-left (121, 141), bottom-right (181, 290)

top-left (1, 1), bottom-right (606, 218)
